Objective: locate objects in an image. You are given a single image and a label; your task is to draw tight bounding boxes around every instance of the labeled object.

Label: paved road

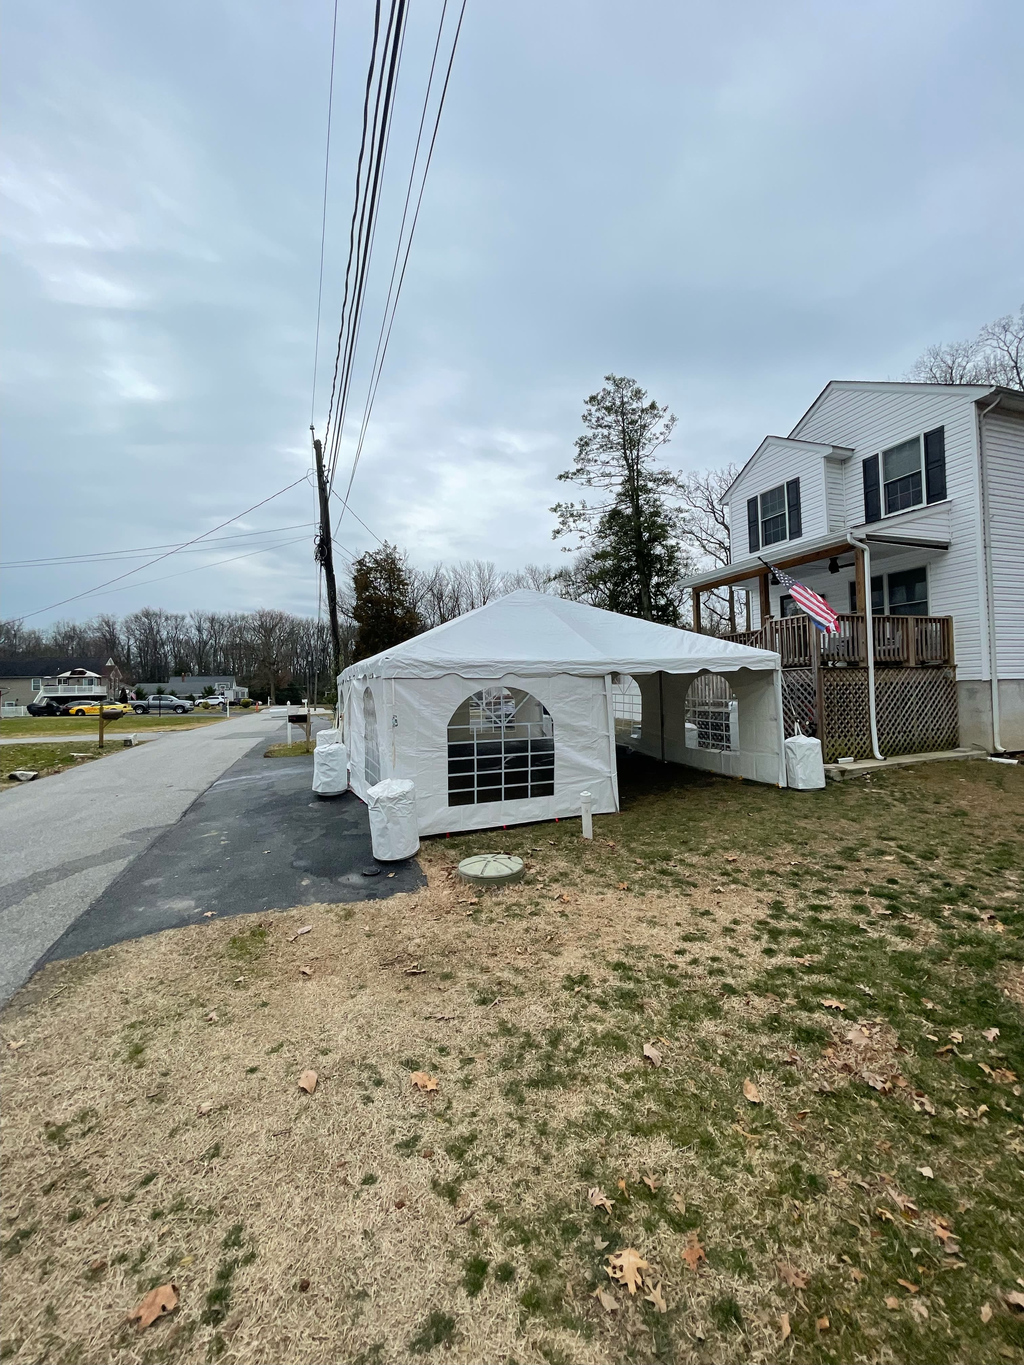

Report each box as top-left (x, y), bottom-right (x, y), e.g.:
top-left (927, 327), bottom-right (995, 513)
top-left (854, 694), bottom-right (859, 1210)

top-left (40, 743), bottom-right (424, 965)
top-left (0, 712), bottom-right (280, 1004)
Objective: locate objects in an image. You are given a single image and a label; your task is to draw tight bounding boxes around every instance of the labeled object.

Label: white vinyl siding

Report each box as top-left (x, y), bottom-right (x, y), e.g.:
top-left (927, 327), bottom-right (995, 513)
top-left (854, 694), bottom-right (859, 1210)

top-left (824, 458), bottom-right (846, 531)
top-left (790, 384), bottom-right (987, 679)
top-left (983, 411), bottom-right (1024, 678)
top-left (727, 439), bottom-right (826, 559)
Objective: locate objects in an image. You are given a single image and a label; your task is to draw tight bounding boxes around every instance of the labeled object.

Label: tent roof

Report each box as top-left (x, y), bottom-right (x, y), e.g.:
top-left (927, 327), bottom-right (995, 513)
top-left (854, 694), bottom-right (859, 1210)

top-left (341, 590), bottom-right (780, 681)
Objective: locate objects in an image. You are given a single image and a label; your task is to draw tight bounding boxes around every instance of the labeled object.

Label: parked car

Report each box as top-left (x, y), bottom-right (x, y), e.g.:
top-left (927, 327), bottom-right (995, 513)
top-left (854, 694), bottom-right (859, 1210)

top-left (27, 699), bottom-right (64, 717)
top-left (65, 700), bottom-right (134, 717)
top-left (132, 695), bottom-right (193, 715)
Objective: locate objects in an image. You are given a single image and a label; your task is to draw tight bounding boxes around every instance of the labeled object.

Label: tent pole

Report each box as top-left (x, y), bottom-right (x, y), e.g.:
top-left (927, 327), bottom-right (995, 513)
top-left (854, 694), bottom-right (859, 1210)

top-left (604, 673), bottom-right (620, 811)
top-left (658, 671), bottom-right (666, 763)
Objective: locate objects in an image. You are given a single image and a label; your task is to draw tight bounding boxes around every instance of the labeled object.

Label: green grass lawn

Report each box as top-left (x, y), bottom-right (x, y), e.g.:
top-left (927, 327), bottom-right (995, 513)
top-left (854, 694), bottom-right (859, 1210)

top-left (1, 753), bottom-right (1020, 1364)
top-left (263, 739), bottom-right (315, 757)
top-left (0, 742), bottom-right (120, 785)
top-left (0, 713), bottom-right (229, 739)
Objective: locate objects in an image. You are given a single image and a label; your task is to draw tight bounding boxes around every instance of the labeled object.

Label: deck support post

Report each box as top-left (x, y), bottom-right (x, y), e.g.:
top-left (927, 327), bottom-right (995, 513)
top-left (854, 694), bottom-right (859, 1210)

top-left (728, 587), bottom-right (736, 634)
top-left (691, 588), bottom-right (702, 634)
top-left (759, 572), bottom-right (771, 626)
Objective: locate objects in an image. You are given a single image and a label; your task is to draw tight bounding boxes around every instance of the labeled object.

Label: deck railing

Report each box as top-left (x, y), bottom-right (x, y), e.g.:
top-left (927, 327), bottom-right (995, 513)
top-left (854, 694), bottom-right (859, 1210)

top-left (724, 614), bottom-right (954, 669)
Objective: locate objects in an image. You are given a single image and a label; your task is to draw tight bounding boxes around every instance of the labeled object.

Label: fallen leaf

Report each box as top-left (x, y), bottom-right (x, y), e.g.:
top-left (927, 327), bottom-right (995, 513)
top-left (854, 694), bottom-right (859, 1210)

top-left (885, 1296), bottom-right (900, 1310)
top-left (202, 911), bottom-right (217, 918)
top-left (821, 999), bottom-right (846, 1011)
top-left (849, 1267), bottom-right (865, 1282)
top-left (605, 1248), bottom-right (649, 1295)
top-left (778, 1262), bottom-right (809, 1289)
top-left (682, 1230), bottom-right (706, 1271)
top-left (816, 1315), bottom-right (830, 1332)
top-left (410, 1071), bottom-right (439, 1093)
top-left (299, 967), bottom-right (313, 978)
top-left (592, 1287), bottom-right (618, 1312)
top-left (588, 1187), bottom-right (614, 1214)
top-left (394, 1200), bottom-right (406, 1210)
top-left (779, 1311), bottom-right (791, 1340)
top-left (88, 1258), bottom-right (107, 1273)
top-left (1005, 1291), bottom-right (1024, 1311)
top-left (642, 1172), bottom-right (661, 1193)
top-left (617, 882), bottom-right (629, 891)
top-left (981, 1303), bottom-right (993, 1322)
top-left (297, 1070), bottom-right (318, 1094)
top-left (593, 1236), bottom-right (608, 1250)
top-left (742, 1078), bottom-right (762, 1104)
top-left (129, 1283), bottom-right (179, 1331)
top-left (196, 1103), bottom-right (213, 1116)
top-left (917, 1166), bottom-right (934, 1180)
top-left (982, 1027), bottom-right (1000, 1042)
top-left (671, 1192), bottom-right (686, 1216)
top-left (616, 1178), bottom-right (629, 1198)
top-left (897, 1278), bottom-right (920, 1293)
top-left (644, 1281), bottom-right (668, 1313)
top-left (6, 1039), bottom-right (25, 1051)
top-left (205, 1010), bottom-right (218, 1023)
top-left (642, 1042), bottom-right (661, 1066)
top-left (922, 998), bottom-right (936, 1010)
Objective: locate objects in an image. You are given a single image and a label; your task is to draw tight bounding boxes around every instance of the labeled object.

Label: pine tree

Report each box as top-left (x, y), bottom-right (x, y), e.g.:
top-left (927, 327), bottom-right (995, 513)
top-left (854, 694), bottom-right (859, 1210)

top-left (351, 543), bottom-right (424, 662)
top-left (551, 374), bottom-right (685, 622)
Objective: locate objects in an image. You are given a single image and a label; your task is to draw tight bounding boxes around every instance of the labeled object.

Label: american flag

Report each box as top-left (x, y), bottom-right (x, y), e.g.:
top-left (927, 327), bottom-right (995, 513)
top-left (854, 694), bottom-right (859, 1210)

top-left (764, 563), bottom-right (840, 635)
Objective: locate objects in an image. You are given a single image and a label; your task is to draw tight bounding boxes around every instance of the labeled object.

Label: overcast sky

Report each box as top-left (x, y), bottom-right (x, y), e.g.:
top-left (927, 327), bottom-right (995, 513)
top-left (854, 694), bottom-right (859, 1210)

top-left (3, 0), bottom-right (1023, 628)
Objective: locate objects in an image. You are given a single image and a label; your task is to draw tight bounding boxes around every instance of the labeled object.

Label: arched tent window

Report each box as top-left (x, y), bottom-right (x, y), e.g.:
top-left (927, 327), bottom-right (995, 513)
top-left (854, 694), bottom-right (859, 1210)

top-left (448, 686), bottom-right (554, 807)
top-left (363, 687), bottom-right (381, 788)
top-left (685, 674), bottom-right (738, 751)
top-left (611, 673), bottom-right (642, 739)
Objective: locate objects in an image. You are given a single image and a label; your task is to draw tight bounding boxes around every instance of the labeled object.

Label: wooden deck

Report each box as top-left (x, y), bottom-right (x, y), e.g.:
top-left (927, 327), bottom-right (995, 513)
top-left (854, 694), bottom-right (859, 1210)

top-left (724, 613), bottom-right (954, 669)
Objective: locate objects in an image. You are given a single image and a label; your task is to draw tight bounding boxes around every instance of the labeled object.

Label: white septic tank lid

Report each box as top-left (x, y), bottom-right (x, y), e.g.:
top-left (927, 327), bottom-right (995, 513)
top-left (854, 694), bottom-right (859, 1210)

top-left (457, 854), bottom-right (525, 887)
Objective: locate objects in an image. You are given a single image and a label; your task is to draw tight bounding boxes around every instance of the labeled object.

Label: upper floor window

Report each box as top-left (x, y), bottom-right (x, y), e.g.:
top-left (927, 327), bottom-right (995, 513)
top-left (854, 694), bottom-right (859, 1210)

top-left (746, 478), bottom-right (801, 553)
top-left (863, 427), bottom-right (946, 524)
top-left (882, 437), bottom-right (923, 513)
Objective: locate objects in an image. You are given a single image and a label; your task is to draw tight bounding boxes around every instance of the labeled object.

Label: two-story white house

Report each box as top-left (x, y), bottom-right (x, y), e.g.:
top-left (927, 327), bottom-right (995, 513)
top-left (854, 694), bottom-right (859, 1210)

top-left (682, 381), bottom-right (1024, 757)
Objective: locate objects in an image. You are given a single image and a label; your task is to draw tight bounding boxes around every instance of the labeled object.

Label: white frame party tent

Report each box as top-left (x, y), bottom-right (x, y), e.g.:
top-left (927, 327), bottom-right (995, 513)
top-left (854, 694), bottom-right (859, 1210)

top-left (339, 590), bottom-right (785, 837)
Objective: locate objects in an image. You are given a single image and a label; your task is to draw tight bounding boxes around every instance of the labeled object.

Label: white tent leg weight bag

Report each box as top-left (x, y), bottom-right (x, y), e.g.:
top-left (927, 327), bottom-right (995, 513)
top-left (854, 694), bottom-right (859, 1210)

top-left (366, 778), bottom-right (420, 860)
top-left (784, 729), bottom-right (826, 790)
top-left (312, 742), bottom-right (349, 795)
top-left (316, 728), bottom-right (341, 748)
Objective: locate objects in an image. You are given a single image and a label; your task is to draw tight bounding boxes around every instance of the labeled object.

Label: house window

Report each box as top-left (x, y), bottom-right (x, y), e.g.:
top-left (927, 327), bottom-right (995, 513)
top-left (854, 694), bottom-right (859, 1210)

top-left (685, 675), bottom-right (737, 751)
top-left (31, 678), bottom-right (41, 691)
top-left (848, 577), bottom-right (884, 614)
top-left (363, 687), bottom-right (380, 788)
top-left (882, 437), bottom-right (924, 514)
top-left (747, 479), bottom-right (801, 552)
top-left (759, 484), bottom-right (787, 545)
top-left (447, 687), bottom-right (554, 807)
top-left (887, 567), bottom-right (928, 617)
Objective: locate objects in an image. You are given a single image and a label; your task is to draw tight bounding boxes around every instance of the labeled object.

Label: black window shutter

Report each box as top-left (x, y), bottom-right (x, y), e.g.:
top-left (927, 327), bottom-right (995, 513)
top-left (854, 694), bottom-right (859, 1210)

top-left (746, 496), bottom-right (760, 553)
top-left (785, 478), bottom-right (802, 539)
top-left (862, 455), bottom-right (881, 523)
top-left (924, 427), bottom-right (946, 503)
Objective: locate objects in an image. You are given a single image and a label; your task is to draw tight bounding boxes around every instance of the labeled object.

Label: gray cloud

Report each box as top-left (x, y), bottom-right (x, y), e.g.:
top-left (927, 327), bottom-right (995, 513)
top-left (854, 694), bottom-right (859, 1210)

top-left (3, 0), bottom-right (1022, 625)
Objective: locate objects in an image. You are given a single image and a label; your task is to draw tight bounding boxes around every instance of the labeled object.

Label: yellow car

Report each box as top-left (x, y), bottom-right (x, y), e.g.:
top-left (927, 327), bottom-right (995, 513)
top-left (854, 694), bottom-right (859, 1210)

top-left (64, 700), bottom-right (133, 717)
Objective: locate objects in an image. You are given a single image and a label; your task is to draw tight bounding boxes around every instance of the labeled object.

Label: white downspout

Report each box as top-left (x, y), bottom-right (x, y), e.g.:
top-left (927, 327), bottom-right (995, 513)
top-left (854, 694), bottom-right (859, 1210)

top-left (976, 396), bottom-right (1004, 752)
top-left (847, 531), bottom-right (884, 760)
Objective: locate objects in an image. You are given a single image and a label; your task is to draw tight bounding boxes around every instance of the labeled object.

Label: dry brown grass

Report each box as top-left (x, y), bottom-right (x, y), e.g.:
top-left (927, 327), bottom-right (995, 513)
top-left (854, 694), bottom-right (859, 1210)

top-left (2, 757), bottom-right (1023, 1365)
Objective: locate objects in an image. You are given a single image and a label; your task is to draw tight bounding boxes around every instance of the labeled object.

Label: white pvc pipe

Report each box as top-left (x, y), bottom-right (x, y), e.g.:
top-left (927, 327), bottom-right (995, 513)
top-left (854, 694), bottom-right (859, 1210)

top-left (847, 531), bottom-right (884, 761)
top-left (580, 790), bottom-right (594, 840)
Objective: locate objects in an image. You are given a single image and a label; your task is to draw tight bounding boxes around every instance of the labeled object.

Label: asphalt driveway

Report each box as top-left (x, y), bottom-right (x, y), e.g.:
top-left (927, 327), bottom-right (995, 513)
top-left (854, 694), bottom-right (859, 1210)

top-left (36, 740), bottom-right (425, 967)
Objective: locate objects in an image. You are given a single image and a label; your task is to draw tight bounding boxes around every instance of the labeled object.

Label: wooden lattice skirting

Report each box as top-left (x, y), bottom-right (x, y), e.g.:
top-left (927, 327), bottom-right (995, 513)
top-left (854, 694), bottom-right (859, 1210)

top-left (817, 666), bottom-right (959, 762)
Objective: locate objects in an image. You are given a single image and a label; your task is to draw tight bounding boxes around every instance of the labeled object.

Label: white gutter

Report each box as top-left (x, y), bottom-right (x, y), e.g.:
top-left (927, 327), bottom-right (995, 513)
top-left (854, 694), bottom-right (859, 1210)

top-left (976, 395), bottom-right (1005, 752)
top-left (846, 531), bottom-right (884, 760)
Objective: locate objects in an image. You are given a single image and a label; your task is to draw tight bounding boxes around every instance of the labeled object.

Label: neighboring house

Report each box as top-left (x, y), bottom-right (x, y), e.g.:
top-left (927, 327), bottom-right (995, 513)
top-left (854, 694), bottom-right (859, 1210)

top-left (0, 657), bottom-right (125, 710)
top-left (160, 675), bottom-right (249, 701)
top-left (682, 382), bottom-right (1024, 756)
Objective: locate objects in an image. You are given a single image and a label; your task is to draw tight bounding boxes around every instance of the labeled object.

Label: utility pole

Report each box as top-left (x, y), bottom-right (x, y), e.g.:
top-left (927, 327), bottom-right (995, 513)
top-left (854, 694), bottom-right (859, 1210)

top-left (312, 430), bottom-right (343, 692)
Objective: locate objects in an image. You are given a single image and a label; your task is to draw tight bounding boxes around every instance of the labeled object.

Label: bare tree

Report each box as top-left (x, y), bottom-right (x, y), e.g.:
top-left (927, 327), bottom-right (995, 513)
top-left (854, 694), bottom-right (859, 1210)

top-left (677, 465), bottom-right (737, 567)
top-left (908, 304), bottom-right (1024, 390)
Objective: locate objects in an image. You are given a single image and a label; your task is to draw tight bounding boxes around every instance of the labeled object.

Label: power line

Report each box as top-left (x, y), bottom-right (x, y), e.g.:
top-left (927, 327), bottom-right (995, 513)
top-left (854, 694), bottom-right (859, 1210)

top-left (334, 0), bottom-right (467, 529)
top-left (324, 0), bottom-right (410, 493)
top-left (2, 523), bottom-right (317, 569)
top-left (329, 488), bottom-right (384, 544)
top-left (310, 0), bottom-right (341, 427)
top-left (12, 475), bottom-right (311, 623)
top-left (74, 535), bottom-right (314, 599)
